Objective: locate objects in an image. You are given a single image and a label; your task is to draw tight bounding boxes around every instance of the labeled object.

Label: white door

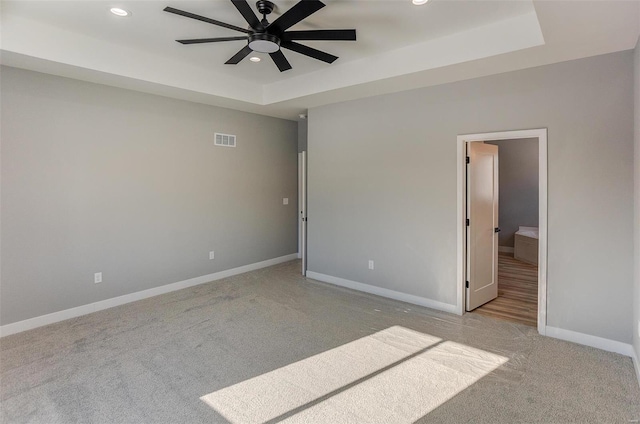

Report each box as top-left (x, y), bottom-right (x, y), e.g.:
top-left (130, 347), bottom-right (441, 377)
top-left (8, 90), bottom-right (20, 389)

top-left (298, 151), bottom-right (307, 275)
top-left (466, 142), bottom-right (499, 311)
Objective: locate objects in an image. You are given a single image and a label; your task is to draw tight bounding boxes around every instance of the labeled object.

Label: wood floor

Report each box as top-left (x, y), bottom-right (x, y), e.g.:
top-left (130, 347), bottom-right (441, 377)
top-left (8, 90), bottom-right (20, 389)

top-left (473, 252), bottom-right (538, 326)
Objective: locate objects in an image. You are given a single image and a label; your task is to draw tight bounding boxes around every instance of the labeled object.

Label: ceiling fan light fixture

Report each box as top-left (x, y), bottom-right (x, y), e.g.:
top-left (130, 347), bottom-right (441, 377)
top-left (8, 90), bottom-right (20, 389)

top-left (249, 56), bottom-right (261, 62)
top-left (412, 0), bottom-right (429, 5)
top-left (248, 33), bottom-right (280, 53)
top-left (110, 7), bottom-right (130, 16)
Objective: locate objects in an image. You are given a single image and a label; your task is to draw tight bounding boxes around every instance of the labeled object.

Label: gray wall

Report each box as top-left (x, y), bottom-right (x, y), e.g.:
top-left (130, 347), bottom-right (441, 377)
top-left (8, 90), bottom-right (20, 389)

top-left (486, 138), bottom-right (539, 248)
top-left (298, 120), bottom-right (308, 153)
top-left (308, 51), bottom-right (634, 343)
top-left (0, 66), bottom-right (298, 325)
top-left (633, 37), bottom-right (640, 367)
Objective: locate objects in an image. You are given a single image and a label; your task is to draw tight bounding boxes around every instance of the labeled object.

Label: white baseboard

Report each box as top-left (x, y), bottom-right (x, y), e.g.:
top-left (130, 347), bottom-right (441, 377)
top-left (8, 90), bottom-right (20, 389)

top-left (545, 326), bottom-right (634, 357)
top-left (306, 271), bottom-right (458, 315)
top-left (0, 253), bottom-right (298, 338)
top-left (498, 246), bottom-right (515, 253)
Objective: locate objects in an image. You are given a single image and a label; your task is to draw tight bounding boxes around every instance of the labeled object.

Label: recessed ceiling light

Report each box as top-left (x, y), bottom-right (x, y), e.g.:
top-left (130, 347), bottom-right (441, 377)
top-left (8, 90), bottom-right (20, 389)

top-left (110, 7), bottom-right (130, 17)
top-left (412, 0), bottom-right (429, 4)
top-left (249, 56), bottom-right (261, 63)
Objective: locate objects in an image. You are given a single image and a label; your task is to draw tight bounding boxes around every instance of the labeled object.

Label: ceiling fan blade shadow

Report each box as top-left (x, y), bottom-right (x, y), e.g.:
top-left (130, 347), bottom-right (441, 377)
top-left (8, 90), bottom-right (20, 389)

top-left (269, 50), bottom-right (293, 72)
top-left (177, 36), bottom-right (248, 44)
top-left (164, 7), bottom-right (250, 33)
top-left (268, 0), bottom-right (325, 34)
top-left (283, 29), bottom-right (356, 41)
top-left (281, 41), bottom-right (337, 64)
top-left (230, 0), bottom-right (261, 29)
top-left (225, 45), bottom-right (254, 64)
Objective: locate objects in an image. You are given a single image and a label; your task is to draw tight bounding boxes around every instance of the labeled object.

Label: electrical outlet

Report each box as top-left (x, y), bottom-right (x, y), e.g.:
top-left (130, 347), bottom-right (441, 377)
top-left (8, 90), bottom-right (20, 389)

top-left (94, 272), bottom-right (102, 284)
top-left (209, 251), bottom-right (215, 260)
top-left (283, 198), bottom-right (289, 205)
top-left (368, 260), bottom-right (374, 270)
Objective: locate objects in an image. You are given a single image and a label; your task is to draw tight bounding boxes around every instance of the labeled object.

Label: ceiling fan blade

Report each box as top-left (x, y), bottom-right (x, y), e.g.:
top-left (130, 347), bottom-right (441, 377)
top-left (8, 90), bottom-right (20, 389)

top-left (268, 0), bottom-right (325, 34)
top-left (177, 36), bottom-right (248, 44)
top-left (283, 29), bottom-right (356, 41)
top-left (164, 7), bottom-right (250, 34)
top-left (230, 0), bottom-right (261, 30)
top-left (281, 41), bottom-right (337, 64)
top-left (225, 45), bottom-right (253, 64)
top-left (269, 50), bottom-right (293, 72)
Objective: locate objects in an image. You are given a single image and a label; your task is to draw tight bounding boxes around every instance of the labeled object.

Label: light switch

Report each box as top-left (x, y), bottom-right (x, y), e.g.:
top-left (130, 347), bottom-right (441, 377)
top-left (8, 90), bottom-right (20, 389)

top-left (283, 198), bottom-right (289, 205)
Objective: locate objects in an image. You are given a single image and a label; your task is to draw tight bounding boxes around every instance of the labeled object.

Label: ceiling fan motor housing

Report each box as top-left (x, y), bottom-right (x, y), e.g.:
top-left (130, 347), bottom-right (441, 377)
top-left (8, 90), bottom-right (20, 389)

top-left (250, 1), bottom-right (280, 52)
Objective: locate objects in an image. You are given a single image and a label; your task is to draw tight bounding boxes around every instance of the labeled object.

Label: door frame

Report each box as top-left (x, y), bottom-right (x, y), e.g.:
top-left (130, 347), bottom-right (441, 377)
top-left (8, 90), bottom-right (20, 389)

top-left (456, 128), bottom-right (548, 335)
top-left (298, 151), bottom-right (307, 275)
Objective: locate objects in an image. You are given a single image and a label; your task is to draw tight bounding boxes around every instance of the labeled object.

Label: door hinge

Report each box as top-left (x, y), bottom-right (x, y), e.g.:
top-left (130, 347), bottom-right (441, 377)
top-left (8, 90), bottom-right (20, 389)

top-left (466, 218), bottom-right (470, 227)
top-left (465, 281), bottom-right (469, 288)
top-left (466, 156), bottom-right (470, 164)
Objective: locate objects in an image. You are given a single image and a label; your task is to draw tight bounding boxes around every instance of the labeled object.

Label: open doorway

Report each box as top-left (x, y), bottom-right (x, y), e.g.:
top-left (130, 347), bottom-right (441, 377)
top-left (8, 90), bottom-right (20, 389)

top-left (456, 129), bottom-right (548, 335)
top-left (474, 138), bottom-right (539, 326)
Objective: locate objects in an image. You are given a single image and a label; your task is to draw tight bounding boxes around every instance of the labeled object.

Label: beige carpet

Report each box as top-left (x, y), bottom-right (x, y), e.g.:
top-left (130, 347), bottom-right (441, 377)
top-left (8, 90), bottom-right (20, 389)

top-left (1, 260), bottom-right (639, 423)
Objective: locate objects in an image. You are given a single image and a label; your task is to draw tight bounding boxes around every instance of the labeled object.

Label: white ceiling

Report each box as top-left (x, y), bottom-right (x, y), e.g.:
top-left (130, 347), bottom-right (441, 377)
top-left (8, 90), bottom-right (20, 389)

top-left (1, 0), bottom-right (639, 120)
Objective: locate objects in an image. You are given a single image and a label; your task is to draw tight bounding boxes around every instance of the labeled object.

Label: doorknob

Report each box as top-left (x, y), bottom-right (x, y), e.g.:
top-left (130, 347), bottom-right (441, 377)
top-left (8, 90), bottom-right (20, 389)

top-left (495, 227), bottom-right (501, 233)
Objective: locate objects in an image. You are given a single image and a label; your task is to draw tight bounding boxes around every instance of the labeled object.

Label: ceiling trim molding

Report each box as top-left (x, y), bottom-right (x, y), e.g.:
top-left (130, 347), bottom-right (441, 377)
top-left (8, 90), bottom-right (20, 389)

top-left (263, 11), bottom-right (544, 104)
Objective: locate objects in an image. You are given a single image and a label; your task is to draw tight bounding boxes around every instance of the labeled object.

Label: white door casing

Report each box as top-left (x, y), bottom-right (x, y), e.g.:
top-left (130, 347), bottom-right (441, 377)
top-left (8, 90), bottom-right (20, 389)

top-left (298, 152), bottom-right (302, 259)
top-left (466, 142), bottom-right (499, 311)
top-left (299, 151), bottom-right (307, 276)
top-left (456, 128), bottom-right (547, 335)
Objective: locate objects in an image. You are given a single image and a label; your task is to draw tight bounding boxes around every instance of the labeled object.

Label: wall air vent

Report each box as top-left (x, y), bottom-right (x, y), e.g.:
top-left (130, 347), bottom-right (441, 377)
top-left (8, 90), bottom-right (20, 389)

top-left (214, 133), bottom-right (236, 147)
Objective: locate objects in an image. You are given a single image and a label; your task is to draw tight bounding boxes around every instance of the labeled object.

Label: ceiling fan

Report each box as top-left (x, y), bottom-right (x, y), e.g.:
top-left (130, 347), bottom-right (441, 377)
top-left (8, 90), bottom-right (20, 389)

top-left (164, 0), bottom-right (356, 72)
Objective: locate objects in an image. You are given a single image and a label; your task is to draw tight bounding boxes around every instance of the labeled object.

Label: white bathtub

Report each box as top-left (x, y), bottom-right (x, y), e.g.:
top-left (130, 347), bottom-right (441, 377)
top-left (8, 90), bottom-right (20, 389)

top-left (514, 226), bottom-right (538, 265)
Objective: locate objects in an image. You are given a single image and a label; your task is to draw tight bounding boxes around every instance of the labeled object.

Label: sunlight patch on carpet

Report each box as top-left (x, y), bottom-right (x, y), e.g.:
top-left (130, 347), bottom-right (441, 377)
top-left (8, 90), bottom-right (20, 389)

top-left (200, 326), bottom-right (507, 423)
